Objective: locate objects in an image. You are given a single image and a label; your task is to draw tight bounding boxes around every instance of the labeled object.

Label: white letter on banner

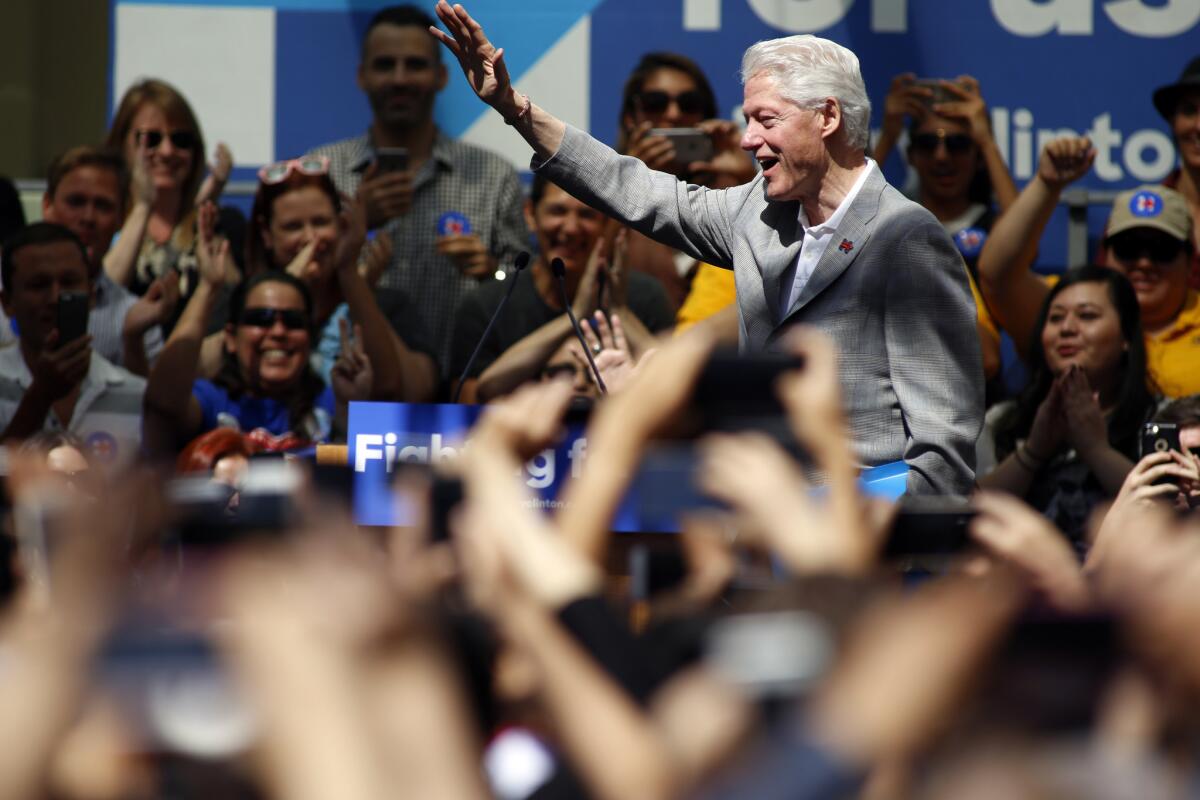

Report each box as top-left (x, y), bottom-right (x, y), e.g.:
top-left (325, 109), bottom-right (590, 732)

top-left (354, 434), bottom-right (383, 472)
top-left (1088, 113), bottom-right (1125, 181)
top-left (1105, 0), bottom-right (1200, 37)
top-left (991, 0), bottom-right (1092, 35)
top-left (746, 0), bottom-right (854, 33)
top-left (872, 0), bottom-right (908, 32)
top-left (684, 0), bottom-right (721, 30)
top-left (1124, 130), bottom-right (1176, 181)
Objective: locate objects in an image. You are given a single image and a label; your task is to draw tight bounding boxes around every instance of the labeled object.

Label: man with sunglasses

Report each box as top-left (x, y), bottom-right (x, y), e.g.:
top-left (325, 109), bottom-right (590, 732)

top-left (979, 137), bottom-right (1200, 398)
top-left (433, 3), bottom-right (984, 496)
top-left (306, 4), bottom-right (527, 376)
top-left (0, 223), bottom-right (146, 462)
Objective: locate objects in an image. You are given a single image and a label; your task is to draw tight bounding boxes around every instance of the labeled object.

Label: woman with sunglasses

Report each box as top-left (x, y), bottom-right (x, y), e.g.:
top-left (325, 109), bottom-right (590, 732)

top-left (104, 80), bottom-right (238, 311)
top-left (245, 157), bottom-right (437, 402)
top-left (144, 210), bottom-right (375, 453)
top-left (615, 53), bottom-right (755, 314)
top-left (874, 74), bottom-right (1017, 279)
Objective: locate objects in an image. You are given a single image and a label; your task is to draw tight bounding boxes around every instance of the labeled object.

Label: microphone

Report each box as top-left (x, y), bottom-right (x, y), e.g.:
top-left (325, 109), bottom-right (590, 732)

top-left (552, 257), bottom-right (607, 395)
top-left (452, 251), bottom-right (531, 403)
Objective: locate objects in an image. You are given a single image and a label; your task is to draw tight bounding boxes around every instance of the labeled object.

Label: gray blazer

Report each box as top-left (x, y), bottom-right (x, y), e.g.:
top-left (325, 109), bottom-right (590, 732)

top-left (538, 126), bottom-right (983, 495)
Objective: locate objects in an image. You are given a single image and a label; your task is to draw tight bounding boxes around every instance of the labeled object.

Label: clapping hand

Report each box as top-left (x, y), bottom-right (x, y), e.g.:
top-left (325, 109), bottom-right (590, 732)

top-left (331, 318), bottom-right (373, 404)
top-left (122, 271), bottom-right (180, 338)
top-left (359, 230), bottom-right (393, 288)
top-left (196, 201), bottom-right (234, 287)
top-left (195, 142), bottom-right (234, 207)
top-left (576, 311), bottom-right (641, 395)
top-left (1058, 365), bottom-right (1108, 455)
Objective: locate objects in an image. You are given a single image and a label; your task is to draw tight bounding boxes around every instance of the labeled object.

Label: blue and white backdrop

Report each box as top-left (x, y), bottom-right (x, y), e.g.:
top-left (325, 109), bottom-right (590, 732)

top-left (111, 0), bottom-right (1200, 265)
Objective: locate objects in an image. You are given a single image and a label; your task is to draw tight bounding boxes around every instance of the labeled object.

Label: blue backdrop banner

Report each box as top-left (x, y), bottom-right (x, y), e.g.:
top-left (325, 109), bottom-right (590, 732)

top-left (112, 1), bottom-right (1200, 266)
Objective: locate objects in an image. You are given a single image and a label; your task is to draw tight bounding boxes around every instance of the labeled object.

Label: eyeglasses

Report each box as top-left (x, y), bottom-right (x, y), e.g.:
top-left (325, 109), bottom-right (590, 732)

top-left (239, 307), bottom-right (308, 330)
top-left (1110, 233), bottom-right (1186, 264)
top-left (635, 90), bottom-right (708, 117)
top-left (135, 129), bottom-right (197, 151)
top-left (257, 156), bottom-right (330, 185)
top-left (909, 132), bottom-right (974, 155)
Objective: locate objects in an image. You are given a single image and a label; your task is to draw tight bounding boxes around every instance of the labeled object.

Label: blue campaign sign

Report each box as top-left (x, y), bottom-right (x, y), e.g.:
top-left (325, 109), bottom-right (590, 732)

top-left (113, 1), bottom-right (1199, 265)
top-left (348, 401), bottom-right (908, 530)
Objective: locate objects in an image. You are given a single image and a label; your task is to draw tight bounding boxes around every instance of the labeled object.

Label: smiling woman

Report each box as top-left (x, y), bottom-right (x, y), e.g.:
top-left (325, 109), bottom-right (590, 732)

top-left (979, 266), bottom-right (1157, 545)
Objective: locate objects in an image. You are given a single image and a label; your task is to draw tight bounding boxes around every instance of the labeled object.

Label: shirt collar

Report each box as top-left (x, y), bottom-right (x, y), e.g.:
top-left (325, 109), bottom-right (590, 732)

top-left (798, 157), bottom-right (876, 233)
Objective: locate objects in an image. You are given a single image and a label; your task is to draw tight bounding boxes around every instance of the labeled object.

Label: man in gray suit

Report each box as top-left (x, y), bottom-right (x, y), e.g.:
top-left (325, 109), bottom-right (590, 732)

top-left (432, 2), bottom-right (983, 494)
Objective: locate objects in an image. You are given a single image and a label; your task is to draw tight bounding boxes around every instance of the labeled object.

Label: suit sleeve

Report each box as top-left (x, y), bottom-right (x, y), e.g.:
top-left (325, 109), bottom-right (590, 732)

top-left (884, 218), bottom-right (984, 495)
top-left (535, 126), bottom-right (747, 270)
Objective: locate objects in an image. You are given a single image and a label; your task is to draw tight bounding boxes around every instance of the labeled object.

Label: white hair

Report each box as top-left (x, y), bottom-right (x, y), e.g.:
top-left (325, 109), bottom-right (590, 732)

top-left (740, 35), bottom-right (872, 151)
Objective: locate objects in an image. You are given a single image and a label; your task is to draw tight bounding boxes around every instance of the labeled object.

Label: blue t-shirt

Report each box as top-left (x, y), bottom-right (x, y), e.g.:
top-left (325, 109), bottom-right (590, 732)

top-left (193, 379), bottom-right (336, 442)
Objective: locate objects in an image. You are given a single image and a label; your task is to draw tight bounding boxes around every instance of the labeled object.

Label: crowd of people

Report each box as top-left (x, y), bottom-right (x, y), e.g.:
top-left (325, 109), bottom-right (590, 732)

top-left (2, 0), bottom-right (1200, 797)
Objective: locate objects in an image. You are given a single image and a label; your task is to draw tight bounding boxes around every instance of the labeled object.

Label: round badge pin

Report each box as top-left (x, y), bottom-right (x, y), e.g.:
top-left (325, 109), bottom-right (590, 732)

top-left (1129, 190), bottom-right (1162, 218)
top-left (437, 211), bottom-right (472, 236)
top-left (954, 227), bottom-right (988, 258)
top-left (85, 431), bottom-right (118, 463)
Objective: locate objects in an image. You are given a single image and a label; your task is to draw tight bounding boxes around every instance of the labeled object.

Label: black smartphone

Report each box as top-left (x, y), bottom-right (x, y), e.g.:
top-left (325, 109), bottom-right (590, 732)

top-left (1140, 422), bottom-right (1182, 458)
top-left (375, 147), bottom-right (409, 173)
top-left (692, 349), bottom-right (805, 438)
top-left (883, 496), bottom-right (977, 558)
top-left (629, 544), bottom-right (687, 600)
top-left (55, 291), bottom-right (90, 345)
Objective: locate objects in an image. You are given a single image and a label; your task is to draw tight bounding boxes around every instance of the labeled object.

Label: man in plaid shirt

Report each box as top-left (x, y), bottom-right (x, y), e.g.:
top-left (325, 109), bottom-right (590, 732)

top-left (307, 4), bottom-right (527, 378)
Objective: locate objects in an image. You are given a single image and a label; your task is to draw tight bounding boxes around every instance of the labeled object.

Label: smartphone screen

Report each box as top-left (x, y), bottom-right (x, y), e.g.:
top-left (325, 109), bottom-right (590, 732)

top-left (375, 147), bottom-right (409, 173)
top-left (56, 291), bottom-right (90, 345)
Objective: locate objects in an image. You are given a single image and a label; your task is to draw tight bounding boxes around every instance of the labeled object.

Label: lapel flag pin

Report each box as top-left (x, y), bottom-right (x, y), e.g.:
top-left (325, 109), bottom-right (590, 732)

top-left (838, 238), bottom-right (854, 254)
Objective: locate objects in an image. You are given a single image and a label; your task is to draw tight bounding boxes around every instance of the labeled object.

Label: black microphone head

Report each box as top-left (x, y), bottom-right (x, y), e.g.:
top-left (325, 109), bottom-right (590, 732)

top-left (550, 257), bottom-right (566, 278)
top-left (514, 251), bottom-right (530, 271)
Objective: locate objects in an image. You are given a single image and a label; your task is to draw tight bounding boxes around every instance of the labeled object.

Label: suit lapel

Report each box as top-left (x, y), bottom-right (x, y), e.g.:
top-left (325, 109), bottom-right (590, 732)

top-left (756, 200), bottom-right (803, 328)
top-left (781, 168), bottom-right (885, 324)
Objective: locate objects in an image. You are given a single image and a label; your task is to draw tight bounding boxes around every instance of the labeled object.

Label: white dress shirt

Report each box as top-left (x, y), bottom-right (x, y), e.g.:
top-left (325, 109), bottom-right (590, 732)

top-left (780, 158), bottom-right (877, 317)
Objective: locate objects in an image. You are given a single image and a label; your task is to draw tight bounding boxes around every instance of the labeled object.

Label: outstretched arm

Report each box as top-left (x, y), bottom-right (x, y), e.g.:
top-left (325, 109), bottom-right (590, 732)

top-left (431, 2), bottom-right (564, 160)
top-left (976, 136), bottom-right (1094, 359)
top-left (432, 2), bottom-right (740, 270)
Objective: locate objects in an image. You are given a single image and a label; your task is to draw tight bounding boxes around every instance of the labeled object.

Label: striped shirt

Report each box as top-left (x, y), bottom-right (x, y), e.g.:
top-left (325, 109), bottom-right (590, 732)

top-left (0, 344), bottom-right (146, 465)
top-left (307, 130), bottom-right (529, 374)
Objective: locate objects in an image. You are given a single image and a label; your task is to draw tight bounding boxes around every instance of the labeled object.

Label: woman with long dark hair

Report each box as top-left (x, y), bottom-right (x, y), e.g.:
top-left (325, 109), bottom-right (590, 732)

top-left (979, 266), bottom-right (1158, 544)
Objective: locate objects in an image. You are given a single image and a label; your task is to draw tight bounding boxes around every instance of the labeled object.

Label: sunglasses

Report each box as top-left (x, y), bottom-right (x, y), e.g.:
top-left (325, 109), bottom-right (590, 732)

top-left (257, 156), bottom-right (330, 185)
top-left (635, 90), bottom-right (707, 117)
top-left (909, 132), bottom-right (974, 155)
top-left (135, 129), bottom-right (196, 151)
top-left (239, 307), bottom-right (308, 330)
top-left (1110, 233), bottom-right (1185, 264)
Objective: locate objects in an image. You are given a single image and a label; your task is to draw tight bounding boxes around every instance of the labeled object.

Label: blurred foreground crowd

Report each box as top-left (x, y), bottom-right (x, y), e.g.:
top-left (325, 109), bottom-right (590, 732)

top-left (3, 3), bottom-right (1200, 798)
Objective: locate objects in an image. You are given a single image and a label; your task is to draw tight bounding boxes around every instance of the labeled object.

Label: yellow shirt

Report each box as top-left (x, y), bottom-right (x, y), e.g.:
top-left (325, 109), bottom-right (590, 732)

top-left (1148, 289), bottom-right (1200, 398)
top-left (675, 262), bottom-right (736, 332)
